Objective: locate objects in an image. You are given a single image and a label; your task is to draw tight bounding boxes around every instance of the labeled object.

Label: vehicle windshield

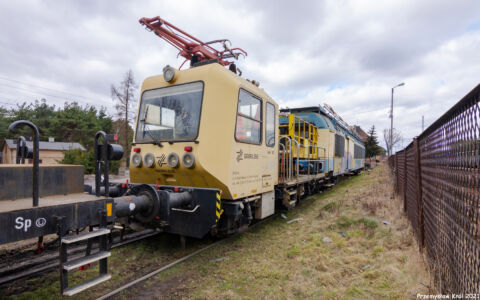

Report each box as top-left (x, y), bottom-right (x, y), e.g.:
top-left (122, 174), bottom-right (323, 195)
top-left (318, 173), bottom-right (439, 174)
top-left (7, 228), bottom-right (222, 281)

top-left (136, 82), bottom-right (203, 142)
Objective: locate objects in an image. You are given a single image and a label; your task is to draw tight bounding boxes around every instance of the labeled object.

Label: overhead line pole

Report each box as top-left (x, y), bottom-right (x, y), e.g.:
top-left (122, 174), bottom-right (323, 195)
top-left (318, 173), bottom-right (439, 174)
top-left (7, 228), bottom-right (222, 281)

top-left (390, 82), bottom-right (405, 156)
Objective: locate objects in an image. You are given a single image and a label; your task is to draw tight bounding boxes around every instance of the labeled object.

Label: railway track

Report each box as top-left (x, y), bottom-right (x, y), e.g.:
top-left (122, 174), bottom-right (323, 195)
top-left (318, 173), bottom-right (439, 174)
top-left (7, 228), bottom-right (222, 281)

top-left (0, 228), bottom-right (160, 286)
top-left (95, 213), bottom-right (279, 300)
top-left (3, 183), bottom-right (336, 298)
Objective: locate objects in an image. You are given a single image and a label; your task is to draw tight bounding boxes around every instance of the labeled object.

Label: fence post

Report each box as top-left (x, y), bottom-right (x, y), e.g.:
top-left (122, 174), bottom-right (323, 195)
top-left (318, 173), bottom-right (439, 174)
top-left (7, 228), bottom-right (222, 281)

top-left (393, 155), bottom-right (397, 193)
top-left (403, 150), bottom-right (407, 212)
top-left (396, 154), bottom-right (399, 194)
top-left (413, 138), bottom-right (424, 251)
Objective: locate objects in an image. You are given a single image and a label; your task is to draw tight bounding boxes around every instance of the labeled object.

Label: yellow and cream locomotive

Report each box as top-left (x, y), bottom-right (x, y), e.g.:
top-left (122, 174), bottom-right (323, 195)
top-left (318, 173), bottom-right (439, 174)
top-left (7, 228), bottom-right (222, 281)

top-left (125, 16), bottom-right (365, 237)
top-left (0, 16), bottom-right (365, 295)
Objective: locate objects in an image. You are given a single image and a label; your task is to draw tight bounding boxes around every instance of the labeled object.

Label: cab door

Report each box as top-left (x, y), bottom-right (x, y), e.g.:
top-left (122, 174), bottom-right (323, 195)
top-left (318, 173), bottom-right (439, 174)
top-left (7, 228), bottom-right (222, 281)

top-left (231, 89), bottom-right (264, 198)
top-left (261, 102), bottom-right (277, 192)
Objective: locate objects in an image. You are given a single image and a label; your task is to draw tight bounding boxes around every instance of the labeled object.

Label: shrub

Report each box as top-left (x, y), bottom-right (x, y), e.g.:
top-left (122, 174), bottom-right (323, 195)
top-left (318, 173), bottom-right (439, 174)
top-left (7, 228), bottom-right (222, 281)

top-left (60, 149), bottom-right (120, 174)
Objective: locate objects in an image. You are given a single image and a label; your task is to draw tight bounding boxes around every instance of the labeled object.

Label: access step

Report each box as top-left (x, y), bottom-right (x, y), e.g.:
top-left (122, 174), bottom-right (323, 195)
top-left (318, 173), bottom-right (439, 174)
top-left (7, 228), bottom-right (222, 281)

top-left (63, 251), bottom-right (111, 271)
top-left (288, 190), bottom-right (297, 195)
top-left (324, 183), bottom-right (335, 187)
top-left (61, 228), bottom-right (110, 244)
top-left (63, 274), bottom-right (111, 296)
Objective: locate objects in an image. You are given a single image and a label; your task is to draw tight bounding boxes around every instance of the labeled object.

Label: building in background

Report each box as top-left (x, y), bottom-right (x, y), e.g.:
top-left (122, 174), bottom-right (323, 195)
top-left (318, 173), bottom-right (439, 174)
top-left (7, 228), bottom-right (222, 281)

top-left (2, 138), bottom-right (85, 164)
top-left (352, 125), bottom-right (368, 143)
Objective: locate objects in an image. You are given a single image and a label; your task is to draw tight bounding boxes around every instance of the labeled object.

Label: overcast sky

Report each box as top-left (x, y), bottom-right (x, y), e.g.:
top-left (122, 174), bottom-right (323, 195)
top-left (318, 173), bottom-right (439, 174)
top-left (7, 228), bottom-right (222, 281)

top-left (1, 0), bottom-right (479, 151)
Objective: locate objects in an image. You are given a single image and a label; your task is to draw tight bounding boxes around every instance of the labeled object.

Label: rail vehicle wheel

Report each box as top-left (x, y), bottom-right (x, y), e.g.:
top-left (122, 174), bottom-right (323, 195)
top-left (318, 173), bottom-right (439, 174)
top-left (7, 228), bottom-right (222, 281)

top-left (216, 206), bottom-right (252, 237)
top-left (315, 180), bottom-right (322, 193)
top-left (298, 184), bottom-right (305, 200)
top-left (331, 176), bottom-right (339, 185)
top-left (307, 182), bottom-right (317, 196)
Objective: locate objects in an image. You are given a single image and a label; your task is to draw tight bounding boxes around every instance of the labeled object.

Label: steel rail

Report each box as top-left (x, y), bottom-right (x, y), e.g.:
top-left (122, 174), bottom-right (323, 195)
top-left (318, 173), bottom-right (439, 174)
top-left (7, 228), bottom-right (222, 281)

top-left (95, 215), bottom-right (278, 300)
top-left (0, 229), bottom-right (160, 285)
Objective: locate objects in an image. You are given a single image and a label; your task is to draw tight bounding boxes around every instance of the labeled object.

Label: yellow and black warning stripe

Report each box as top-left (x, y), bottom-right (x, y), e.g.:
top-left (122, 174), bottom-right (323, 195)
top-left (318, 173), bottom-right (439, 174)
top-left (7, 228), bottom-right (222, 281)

top-left (216, 192), bottom-right (223, 222)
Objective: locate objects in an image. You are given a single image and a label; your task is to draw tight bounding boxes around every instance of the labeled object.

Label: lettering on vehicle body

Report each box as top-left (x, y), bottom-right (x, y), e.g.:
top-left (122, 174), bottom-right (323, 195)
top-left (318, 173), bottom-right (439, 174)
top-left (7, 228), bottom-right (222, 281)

top-left (236, 149), bottom-right (258, 162)
top-left (15, 216), bottom-right (47, 232)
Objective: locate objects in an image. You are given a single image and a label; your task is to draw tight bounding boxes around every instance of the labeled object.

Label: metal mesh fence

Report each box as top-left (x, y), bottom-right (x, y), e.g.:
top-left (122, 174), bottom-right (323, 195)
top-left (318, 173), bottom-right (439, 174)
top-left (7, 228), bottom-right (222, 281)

top-left (389, 84), bottom-right (480, 293)
top-left (397, 150), bottom-right (405, 198)
top-left (405, 144), bottom-right (420, 238)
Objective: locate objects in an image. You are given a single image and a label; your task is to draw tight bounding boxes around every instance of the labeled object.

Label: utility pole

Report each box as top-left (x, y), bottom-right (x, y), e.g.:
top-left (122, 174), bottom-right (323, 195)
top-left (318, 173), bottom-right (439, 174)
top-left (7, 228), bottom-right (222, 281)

top-left (422, 115), bottom-right (424, 132)
top-left (390, 82), bottom-right (405, 156)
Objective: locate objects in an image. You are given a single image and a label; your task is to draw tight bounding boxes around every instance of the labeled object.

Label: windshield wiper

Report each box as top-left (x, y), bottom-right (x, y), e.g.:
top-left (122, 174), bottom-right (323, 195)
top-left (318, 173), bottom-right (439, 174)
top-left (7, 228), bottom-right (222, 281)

top-left (142, 128), bottom-right (163, 147)
top-left (152, 140), bottom-right (163, 147)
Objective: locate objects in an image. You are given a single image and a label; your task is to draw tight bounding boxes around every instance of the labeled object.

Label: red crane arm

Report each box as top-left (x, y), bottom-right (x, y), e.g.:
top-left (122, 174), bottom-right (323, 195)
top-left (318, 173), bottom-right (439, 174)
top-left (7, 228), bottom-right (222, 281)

top-left (139, 16), bottom-right (247, 68)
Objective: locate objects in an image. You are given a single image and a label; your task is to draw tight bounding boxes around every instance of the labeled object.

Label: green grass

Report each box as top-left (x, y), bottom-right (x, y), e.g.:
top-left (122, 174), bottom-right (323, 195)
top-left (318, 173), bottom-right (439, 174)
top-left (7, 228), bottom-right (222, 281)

top-left (114, 164), bottom-right (430, 299)
top-left (4, 164), bottom-right (431, 299)
top-left (322, 201), bottom-right (339, 211)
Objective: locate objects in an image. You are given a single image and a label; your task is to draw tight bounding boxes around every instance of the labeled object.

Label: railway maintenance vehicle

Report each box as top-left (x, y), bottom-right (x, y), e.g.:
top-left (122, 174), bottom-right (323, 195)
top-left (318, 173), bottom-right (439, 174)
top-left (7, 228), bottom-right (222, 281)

top-left (0, 16), bottom-right (364, 296)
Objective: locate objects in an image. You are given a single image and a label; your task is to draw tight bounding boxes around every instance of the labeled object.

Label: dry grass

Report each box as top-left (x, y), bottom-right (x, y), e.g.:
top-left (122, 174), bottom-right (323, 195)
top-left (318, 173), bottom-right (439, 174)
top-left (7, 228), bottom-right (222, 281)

top-left (4, 163), bottom-right (431, 299)
top-left (120, 163), bottom-right (432, 299)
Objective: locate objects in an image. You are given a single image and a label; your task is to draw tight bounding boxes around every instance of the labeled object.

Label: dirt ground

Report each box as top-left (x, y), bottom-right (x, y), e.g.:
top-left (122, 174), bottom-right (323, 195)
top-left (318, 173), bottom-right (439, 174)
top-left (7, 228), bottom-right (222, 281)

top-left (3, 163), bottom-right (432, 299)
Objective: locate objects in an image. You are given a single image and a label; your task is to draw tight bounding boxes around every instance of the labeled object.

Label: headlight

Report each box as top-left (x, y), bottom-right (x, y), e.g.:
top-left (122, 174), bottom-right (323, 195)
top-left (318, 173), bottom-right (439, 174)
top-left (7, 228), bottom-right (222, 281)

top-left (131, 153), bottom-right (142, 167)
top-left (144, 153), bottom-right (155, 168)
top-left (167, 153), bottom-right (179, 168)
top-left (182, 153), bottom-right (195, 168)
top-left (163, 65), bottom-right (177, 83)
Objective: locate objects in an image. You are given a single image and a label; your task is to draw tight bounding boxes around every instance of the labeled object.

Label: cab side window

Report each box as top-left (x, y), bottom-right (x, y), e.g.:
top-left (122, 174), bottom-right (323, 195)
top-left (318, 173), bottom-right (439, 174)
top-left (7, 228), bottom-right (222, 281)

top-left (235, 89), bottom-right (262, 144)
top-left (266, 102), bottom-right (275, 147)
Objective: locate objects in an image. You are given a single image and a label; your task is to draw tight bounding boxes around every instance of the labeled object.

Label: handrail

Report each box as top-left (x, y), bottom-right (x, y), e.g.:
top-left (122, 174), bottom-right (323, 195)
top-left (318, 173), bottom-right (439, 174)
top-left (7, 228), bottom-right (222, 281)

top-left (291, 139), bottom-right (300, 178)
top-left (171, 205), bottom-right (200, 213)
top-left (8, 120), bottom-right (40, 207)
top-left (279, 136), bottom-right (293, 181)
top-left (279, 143), bottom-right (285, 182)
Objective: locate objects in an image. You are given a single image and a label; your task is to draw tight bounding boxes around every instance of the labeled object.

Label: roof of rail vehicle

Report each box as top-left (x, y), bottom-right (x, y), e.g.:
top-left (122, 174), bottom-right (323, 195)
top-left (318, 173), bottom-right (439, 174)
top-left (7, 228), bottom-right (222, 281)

top-left (139, 62), bottom-right (278, 106)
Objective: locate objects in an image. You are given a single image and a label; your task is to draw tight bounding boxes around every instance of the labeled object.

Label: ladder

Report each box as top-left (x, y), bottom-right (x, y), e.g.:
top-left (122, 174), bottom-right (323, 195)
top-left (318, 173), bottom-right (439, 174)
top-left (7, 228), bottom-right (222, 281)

top-left (56, 212), bottom-right (111, 296)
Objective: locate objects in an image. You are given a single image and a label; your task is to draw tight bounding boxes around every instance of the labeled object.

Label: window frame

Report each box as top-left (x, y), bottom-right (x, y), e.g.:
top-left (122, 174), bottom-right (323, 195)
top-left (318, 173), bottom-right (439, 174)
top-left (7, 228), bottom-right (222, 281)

top-left (234, 88), bottom-right (263, 145)
top-left (265, 102), bottom-right (276, 147)
top-left (334, 134), bottom-right (345, 157)
top-left (135, 81), bottom-right (205, 143)
top-left (354, 144), bottom-right (365, 159)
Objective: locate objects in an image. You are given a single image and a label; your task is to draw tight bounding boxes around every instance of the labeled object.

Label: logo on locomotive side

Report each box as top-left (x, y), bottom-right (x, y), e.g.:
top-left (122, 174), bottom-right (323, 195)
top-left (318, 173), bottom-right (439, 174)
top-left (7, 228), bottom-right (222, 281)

top-left (157, 154), bottom-right (166, 166)
top-left (236, 150), bottom-right (243, 162)
top-left (236, 149), bottom-right (258, 162)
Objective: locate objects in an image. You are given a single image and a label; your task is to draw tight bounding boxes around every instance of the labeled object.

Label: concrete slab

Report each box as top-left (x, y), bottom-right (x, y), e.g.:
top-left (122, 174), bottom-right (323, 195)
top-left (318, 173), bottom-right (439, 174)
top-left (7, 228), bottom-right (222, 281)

top-left (0, 193), bottom-right (101, 213)
top-left (0, 164), bottom-right (84, 200)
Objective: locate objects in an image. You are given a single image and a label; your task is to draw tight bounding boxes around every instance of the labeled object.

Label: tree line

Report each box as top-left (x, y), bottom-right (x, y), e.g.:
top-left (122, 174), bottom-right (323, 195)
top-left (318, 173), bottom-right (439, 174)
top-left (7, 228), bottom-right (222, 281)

top-left (0, 70), bottom-right (137, 173)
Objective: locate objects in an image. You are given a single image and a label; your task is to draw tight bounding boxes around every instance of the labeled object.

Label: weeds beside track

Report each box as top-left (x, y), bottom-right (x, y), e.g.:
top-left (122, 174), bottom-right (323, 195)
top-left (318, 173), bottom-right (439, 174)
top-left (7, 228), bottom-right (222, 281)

top-left (4, 166), bottom-right (430, 299)
top-left (116, 164), bottom-right (431, 299)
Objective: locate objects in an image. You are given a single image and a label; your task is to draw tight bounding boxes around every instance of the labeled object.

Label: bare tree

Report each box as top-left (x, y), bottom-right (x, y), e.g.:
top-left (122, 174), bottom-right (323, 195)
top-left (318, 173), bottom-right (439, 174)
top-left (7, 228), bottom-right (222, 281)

top-left (383, 128), bottom-right (402, 155)
top-left (111, 70), bottom-right (137, 166)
